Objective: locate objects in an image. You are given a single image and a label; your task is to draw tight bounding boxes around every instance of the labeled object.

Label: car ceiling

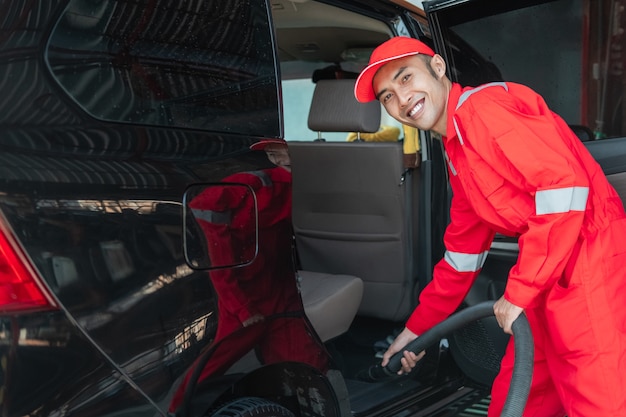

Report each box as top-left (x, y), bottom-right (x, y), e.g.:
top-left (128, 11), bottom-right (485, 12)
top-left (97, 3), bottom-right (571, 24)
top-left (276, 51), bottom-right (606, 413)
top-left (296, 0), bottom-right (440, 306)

top-left (270, 0), bottom-right (392, 80)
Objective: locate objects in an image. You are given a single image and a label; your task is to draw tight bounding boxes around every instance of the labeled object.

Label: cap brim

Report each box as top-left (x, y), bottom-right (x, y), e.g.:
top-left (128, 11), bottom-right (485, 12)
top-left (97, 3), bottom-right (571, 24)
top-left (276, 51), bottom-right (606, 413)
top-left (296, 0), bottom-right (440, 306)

top-left (250, 139), bottom-right (288, 151)
top-left (354, 51), bottom-right (421, 103)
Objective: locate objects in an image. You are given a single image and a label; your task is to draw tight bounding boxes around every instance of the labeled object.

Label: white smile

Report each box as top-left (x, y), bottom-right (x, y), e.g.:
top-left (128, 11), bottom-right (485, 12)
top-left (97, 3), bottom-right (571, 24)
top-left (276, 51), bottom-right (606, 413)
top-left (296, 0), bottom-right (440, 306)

top-left (408, 98), bottom-right (424, 118)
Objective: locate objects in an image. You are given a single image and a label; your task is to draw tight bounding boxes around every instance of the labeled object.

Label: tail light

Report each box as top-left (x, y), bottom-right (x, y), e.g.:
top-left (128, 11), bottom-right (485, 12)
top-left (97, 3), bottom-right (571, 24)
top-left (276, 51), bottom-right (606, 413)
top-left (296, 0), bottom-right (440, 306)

top-left (0, 215), bottom-right (56, 313)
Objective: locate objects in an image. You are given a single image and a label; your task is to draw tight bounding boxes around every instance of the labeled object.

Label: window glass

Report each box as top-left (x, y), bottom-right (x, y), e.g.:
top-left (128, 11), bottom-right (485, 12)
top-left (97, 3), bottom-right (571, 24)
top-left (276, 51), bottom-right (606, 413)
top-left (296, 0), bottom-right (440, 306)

top-left (46, 0), bottom-right (280, 137)
top-left (440, 0), bottom-right (625, 140)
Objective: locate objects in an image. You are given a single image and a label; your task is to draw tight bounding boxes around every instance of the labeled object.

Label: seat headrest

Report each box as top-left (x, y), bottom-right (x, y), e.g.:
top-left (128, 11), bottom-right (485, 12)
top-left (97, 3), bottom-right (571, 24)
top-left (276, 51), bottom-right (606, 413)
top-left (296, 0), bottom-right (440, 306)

top-left (307, 79), bottom-right (381, 133)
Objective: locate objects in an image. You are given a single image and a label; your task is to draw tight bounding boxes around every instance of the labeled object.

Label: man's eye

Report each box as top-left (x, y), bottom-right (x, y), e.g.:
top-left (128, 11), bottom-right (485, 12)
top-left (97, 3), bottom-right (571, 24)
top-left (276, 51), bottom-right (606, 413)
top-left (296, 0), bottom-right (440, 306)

top-left (402, 74), bottom-right (410, 82)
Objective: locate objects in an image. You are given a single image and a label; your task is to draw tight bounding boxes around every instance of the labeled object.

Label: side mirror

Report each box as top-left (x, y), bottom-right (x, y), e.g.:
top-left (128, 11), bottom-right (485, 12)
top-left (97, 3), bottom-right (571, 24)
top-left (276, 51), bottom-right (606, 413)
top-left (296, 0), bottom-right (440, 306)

top-left (183, 184), bottom-right (258, 269)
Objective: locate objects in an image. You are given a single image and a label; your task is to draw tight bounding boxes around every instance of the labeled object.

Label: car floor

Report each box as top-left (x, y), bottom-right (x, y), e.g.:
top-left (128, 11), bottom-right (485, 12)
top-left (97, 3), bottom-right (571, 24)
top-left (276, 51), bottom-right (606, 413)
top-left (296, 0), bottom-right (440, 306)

top-left (325, 315), bottom-right (401, 378)
top-left (323, 316), bottom-right (413, 414)
top-left (324, 316), bottom-right (493, 417)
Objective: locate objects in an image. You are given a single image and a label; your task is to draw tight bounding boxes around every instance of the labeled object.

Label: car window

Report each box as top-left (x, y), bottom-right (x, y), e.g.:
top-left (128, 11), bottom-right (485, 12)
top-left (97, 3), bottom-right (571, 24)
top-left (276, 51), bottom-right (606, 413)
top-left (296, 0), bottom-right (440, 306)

top-left (46, 0), bottom-right (280, 137)
top-left (432, 0), bottom-right (624, 140)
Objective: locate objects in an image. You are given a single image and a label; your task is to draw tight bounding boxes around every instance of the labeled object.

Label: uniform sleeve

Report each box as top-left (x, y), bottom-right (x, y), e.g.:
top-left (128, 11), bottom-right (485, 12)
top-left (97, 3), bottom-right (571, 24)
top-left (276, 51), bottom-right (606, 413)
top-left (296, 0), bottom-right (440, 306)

top-left (456, 90), bottom-right (588, 308)
top-left (406, 171), bottom-right (495, 335)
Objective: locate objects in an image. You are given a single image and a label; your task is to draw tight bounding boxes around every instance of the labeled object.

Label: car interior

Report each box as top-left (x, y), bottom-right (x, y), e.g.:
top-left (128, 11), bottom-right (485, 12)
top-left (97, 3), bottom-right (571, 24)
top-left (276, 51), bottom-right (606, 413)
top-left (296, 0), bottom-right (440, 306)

top-left (272, 2), bottom-right (419, 314)
top-left (291, 78), bottom-right (420, 323)
top-left (268, 1), bottom-right (494, 413)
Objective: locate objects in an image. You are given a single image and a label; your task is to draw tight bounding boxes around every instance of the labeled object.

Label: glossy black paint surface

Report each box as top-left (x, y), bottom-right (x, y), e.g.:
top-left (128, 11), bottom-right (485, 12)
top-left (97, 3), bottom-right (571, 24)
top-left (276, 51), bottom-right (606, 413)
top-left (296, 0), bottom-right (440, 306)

top-left (0, 1), bottom-right (285, 415)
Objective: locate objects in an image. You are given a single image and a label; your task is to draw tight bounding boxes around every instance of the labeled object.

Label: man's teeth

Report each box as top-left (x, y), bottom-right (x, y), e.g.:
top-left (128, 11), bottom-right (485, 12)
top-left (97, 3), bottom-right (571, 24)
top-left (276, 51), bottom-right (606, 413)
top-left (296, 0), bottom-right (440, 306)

top-left (409, 102), bottom-right (422, 117)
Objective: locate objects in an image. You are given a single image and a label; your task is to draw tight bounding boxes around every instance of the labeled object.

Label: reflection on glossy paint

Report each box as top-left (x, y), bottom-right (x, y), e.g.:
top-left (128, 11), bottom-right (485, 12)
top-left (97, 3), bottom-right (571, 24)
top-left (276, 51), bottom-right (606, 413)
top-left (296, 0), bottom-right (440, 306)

top-left (78, 264), bottom-right (195, 330)
top-left (139, 264), bottom-right (194, 296)
top-left (35, 199), bottom-right (180, 214)
top-left (19, 328), bottom-right (52, 346)
top-left (174, 312), bottom-right (212, 353)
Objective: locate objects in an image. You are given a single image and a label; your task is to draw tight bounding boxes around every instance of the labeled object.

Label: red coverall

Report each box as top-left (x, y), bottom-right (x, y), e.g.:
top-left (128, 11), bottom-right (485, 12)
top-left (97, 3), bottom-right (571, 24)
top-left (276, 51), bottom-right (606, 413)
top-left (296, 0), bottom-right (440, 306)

top-left (405, 82), bottom-right (626, 416)
top-left (169, 167), bottom-right (328, 411)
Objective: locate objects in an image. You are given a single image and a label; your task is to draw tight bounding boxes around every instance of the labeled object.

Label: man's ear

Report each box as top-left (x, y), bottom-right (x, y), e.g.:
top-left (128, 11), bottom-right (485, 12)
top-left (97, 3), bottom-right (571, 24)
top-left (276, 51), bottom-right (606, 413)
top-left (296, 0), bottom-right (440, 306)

top-left (430, 54), bottom-right (447, 79)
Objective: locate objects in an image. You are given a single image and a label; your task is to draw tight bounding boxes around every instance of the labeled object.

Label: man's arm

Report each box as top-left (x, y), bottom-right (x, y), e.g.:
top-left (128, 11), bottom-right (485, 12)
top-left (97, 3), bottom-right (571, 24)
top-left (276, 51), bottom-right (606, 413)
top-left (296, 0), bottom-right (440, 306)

top-left (383, 178), bottom-right (494, 372)
top-left (406, 174), bottom-right (496, 336)
top-left (460, 87), bottom-right (588, 310)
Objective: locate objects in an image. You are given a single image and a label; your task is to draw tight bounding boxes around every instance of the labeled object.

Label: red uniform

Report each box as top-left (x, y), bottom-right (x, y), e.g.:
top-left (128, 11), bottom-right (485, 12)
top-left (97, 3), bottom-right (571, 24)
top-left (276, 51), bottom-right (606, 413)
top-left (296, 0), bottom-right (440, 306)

top-left (169, 167), bottom-right (328, 412)
top-left (406, 82), bottom-right (626, 416)
top-left (191, 167), bottom-right (295, 332)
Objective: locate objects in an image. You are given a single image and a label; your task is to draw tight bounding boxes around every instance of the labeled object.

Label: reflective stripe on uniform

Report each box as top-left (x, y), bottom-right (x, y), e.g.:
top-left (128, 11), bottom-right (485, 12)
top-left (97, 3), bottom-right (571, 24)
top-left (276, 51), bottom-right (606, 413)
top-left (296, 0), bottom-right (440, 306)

top-left (456, 82), bottom-right (509, 110)
top-left (445, 151), bottom-right (457, 176)
top-left (454, 82), bottom-right (509, 147)
top-left (192, 208), bottom-right (232, 225)
top-left (453, 118), bottom-right (465, 146)
top-left (444, 250), bottom-right (489, 272)
top-left (535, 186), bottom-right (589, 215)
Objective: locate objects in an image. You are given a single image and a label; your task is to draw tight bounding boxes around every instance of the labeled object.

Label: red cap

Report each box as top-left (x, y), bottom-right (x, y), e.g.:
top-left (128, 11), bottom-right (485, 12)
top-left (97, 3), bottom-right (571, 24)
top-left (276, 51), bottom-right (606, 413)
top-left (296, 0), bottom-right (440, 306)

top-left (250, 139), bottom-right (288, 151)
top-left (354, 37), bottom-right (435, 103)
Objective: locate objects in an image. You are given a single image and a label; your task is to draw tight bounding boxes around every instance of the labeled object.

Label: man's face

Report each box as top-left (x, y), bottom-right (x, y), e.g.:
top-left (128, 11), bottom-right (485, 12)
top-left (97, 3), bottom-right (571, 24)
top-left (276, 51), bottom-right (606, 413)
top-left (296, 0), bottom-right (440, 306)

top-left (264, 144), bottom-right (291, 172)
top-left (372, 54), bottom-right (449, 136)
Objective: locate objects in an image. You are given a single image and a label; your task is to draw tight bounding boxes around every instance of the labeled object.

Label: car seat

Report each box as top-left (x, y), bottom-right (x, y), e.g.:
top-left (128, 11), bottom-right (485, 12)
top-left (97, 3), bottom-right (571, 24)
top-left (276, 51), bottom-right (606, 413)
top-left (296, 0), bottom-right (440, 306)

top-left (289, 79), bottom-right (421, 322)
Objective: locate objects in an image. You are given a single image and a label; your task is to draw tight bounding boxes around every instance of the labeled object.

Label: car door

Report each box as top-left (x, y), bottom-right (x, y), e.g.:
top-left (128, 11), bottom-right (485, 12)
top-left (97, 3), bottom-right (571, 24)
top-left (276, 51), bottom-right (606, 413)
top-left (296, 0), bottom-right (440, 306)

top-left (0, 0), bottom-right (282, 416)
top-left (422, 0), bottom-right (626, 387)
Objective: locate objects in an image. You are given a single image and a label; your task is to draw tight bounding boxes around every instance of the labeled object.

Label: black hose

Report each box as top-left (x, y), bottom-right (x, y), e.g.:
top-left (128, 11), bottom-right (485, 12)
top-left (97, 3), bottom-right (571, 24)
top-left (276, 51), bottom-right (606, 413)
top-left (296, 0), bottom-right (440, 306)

top-left (502, 313), bottom-right (533, 417)
top-left (358, 301), bottom-right (533, 417)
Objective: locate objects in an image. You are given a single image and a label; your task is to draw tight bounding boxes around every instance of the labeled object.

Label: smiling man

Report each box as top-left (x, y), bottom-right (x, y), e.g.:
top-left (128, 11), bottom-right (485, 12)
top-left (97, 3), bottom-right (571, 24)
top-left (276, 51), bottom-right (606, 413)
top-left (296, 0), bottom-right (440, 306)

top-left (355, 36), bottom-right (626, 417)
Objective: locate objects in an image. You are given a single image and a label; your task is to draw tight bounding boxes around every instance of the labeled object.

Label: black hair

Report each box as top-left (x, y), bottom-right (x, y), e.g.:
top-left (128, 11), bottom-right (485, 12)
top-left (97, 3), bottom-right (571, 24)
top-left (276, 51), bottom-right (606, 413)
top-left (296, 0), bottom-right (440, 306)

top-left (418, 55), bottom-right (438, 79)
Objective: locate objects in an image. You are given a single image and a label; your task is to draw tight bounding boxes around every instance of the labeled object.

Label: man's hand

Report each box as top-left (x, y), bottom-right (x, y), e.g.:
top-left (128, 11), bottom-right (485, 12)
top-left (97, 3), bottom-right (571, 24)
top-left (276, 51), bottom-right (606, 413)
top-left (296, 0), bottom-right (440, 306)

top-left (381, 327), bottom-right (425, 375)
top-left (493, 296), bottom-right (524, 335)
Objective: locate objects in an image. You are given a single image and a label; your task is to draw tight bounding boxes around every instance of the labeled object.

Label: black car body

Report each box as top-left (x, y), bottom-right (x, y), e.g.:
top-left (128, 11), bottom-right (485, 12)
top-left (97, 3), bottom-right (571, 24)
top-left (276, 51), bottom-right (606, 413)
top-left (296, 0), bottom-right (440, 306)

top-left (1, 0), bottom-right (625, 416)
top-left (1, 1), bottom-right (282, 416)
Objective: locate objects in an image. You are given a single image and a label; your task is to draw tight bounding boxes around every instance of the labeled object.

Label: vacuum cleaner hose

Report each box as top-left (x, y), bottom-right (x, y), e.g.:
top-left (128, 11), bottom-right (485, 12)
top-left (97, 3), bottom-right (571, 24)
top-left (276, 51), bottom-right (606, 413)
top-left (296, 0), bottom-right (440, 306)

top-left (361, 301), bottom-right (533, 417)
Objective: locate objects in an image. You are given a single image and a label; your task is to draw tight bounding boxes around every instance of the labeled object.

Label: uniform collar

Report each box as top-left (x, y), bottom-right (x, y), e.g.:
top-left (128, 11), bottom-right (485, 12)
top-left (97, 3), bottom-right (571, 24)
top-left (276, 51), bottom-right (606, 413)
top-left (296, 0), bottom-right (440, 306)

top-left (444, 82), bottom-right (463, 142)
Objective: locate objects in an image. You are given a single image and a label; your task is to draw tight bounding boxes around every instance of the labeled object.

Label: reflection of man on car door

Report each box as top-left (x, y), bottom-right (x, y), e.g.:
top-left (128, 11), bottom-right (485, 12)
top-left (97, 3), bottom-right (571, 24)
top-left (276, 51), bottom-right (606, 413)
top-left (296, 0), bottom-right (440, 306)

top-left (169, 139), bottom-right (329, 412)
